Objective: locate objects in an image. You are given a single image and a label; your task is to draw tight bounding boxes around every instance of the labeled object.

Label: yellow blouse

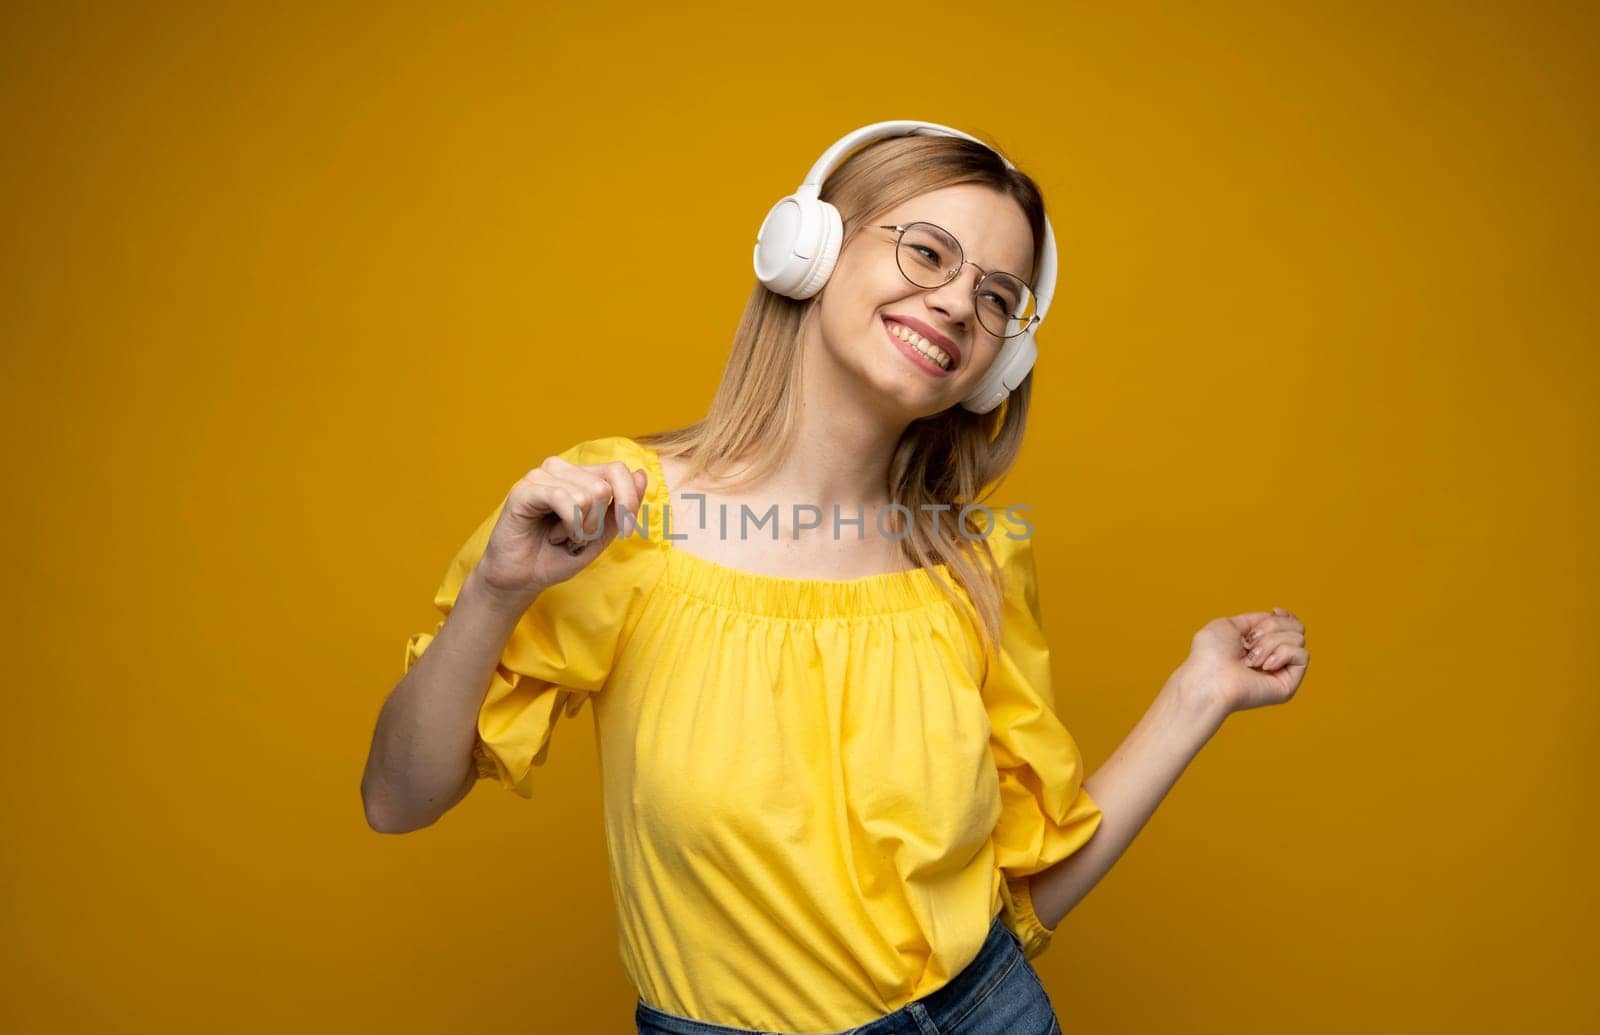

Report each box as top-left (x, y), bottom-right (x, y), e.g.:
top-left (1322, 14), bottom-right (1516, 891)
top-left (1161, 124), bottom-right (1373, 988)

top-left (404, 435), bottom-right (1103, 1034)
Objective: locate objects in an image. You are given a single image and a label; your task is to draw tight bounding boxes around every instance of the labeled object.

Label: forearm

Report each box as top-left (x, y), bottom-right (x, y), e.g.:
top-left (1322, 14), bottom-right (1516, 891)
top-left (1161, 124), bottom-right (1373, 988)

top-left (361, 568), bottom-right (539, 833)
top-left (1028, 674), bottom-right (1230, 929)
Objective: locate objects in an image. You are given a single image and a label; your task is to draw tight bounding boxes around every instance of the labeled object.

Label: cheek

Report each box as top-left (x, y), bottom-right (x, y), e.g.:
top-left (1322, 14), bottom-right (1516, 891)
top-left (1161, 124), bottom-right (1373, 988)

top-left (813, 254), bottom-right (915, 359)
top-left (817, 274), bottom-right (882, 339)
top-left (965, 338), bottom-right (1005, 376)
top-left (826, 252), bottom-right (902, 313)
top-left (811, 296), bottom-right (861, 364)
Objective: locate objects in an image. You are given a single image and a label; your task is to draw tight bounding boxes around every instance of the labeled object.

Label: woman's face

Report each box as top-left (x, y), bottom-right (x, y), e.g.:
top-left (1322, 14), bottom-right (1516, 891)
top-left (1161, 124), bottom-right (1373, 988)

top-left (809, 182), bottom-right (1036, 420)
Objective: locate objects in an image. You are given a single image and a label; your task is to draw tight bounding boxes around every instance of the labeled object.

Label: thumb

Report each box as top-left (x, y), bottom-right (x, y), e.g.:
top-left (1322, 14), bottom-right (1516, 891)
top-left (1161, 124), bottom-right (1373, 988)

top-left (1226, 610), bottom-right (1274, 632)
top-left (620, 468), bottom-right (650, 535)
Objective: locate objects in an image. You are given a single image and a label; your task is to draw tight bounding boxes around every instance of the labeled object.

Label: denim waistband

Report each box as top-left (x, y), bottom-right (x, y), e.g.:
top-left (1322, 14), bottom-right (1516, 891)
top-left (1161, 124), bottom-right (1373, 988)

top-left (634, 911), bottom-right (1028, 1035)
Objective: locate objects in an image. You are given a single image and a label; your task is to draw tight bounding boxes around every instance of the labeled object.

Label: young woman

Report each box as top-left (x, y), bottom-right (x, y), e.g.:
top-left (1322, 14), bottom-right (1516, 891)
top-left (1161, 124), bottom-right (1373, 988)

top-left (362, 122), bottom-right (1311, 1035)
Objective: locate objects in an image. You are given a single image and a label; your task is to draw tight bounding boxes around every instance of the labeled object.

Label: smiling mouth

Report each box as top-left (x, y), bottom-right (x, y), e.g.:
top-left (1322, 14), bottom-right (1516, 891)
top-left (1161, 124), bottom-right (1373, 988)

top-left (883, 318), bottom-right (957, 372)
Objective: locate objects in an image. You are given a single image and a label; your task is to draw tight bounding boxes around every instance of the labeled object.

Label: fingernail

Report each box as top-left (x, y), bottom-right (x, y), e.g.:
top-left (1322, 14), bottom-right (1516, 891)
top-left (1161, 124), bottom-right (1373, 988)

top-left (1247, 647), bottom-right (1261, 662)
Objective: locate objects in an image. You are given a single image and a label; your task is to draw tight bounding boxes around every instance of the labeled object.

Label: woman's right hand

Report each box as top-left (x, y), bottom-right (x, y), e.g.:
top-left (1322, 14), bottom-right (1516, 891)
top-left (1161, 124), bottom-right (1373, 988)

top-left (474, 455), bottom-right (650, 598)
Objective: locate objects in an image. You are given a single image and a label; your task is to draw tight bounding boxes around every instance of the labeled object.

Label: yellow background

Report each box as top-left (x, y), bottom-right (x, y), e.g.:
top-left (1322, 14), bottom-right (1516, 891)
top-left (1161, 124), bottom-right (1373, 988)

top-left (4, 2), bottom-right (1594, 1032)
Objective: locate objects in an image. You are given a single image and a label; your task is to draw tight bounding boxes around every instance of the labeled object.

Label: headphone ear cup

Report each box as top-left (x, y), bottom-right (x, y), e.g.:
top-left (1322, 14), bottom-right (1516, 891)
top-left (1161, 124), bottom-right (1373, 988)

top-left (793, 202), bottom-right (843, 299)
top-left (754, 196), bottom-right (843, 299)
top-left (959, 330), bottom-right (1038, 414)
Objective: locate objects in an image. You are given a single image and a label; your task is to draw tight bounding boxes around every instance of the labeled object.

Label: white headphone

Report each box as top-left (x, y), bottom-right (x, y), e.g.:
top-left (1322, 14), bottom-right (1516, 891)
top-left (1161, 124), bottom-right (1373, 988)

top-left (752, 120), bottom-right (1058, 415)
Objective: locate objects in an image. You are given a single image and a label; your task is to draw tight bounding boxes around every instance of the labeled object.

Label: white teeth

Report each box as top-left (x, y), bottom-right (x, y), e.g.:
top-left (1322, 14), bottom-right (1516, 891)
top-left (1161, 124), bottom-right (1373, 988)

top-left (887, 321), bottom-right (952, 370)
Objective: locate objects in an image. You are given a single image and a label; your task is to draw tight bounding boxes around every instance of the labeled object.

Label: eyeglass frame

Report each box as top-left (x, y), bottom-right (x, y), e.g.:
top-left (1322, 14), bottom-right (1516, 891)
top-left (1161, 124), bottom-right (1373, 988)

top-left (876, 222), bottom-right (1042, 340)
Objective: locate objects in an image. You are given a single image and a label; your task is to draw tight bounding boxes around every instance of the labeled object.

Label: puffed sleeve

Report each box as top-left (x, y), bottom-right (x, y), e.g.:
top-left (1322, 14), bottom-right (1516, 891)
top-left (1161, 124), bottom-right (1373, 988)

top-left (402, 437), bottom-right (667, 799)
top-left (981, 516), bottom-right (1104, 961)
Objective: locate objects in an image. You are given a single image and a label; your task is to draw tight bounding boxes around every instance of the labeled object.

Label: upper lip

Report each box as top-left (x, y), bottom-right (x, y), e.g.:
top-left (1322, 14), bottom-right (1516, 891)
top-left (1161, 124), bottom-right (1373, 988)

top-left (883, 315), bottom-right (962, 370)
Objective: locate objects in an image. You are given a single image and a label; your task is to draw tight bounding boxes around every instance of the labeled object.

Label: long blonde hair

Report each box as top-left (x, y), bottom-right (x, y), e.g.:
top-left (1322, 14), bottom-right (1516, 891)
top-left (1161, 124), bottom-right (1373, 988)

top-left (636, 132), bottom-right (1049, 657)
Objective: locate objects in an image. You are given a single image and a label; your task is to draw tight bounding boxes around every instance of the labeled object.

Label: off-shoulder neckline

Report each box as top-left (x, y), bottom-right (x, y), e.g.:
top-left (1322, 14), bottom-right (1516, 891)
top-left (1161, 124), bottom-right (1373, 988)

top-left (630, 437), bottom-right (951, 593)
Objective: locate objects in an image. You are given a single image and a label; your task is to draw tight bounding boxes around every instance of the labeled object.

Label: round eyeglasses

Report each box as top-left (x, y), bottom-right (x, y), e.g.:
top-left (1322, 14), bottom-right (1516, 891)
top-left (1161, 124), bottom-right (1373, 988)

top-left (878, 222), bottom-right (1039, 339)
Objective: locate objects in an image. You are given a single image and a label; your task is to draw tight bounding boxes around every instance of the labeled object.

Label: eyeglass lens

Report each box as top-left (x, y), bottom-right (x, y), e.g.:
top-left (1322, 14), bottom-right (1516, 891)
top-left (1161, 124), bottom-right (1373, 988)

top-left (895, 223), bottom-right (1036, 338)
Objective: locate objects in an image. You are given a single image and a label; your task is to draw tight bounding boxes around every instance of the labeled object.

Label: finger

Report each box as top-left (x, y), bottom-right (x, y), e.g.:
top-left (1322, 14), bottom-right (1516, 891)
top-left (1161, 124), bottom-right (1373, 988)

top-left (1225, 611), bottom-right (1275, 635)
top-left (538, 484), bottom-right (595, 546)
top-left (560, 465), bottom-right (650, 546)
top-left (629, 469), bottom-right (649, 530)
top-left (1244, 630), bottom-right (1304, 665)
top-left (1240, 615), bottom-right (1281, 647)
top-left (510, 471), bottom-right (568, 527)
top-left (543, 471), bottom-right (622, 545)
top-left (1271, 606), bottom-right (1305, 632)
top-left (533, 458), bottom-right (599, 540)
top-left (1244, 623), bottom-right (1306, 649)
top-left (587, 461), bottom-right (647, 533)
top-left (543, 466), bottom-right (620, 541)
top-left (1242, 612), bottom-right (1306, 646)
top-left (1261, 644), bottom-right (1310, 672)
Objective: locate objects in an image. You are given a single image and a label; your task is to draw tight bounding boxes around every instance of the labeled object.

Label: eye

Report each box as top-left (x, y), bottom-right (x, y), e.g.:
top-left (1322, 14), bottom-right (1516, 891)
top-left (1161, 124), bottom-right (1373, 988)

top-left (979, 288), bottom-right (1016, 311)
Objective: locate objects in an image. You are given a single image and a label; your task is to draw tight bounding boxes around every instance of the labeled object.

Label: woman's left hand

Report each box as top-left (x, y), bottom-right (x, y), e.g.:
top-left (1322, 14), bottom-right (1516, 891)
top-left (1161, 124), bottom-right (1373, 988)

top-left (1176, 607), bottom-right (1310, 716)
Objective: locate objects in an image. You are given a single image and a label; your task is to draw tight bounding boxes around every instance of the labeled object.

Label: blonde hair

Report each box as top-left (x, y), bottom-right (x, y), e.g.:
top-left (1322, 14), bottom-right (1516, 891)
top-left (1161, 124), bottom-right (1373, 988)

top-left (636, 132), bottom-right (1049, 657)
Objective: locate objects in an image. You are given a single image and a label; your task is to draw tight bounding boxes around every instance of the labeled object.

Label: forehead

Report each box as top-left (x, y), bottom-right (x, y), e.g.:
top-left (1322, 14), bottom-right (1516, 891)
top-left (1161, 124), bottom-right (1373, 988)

top-left (877, 183), bottom-right (1035, 278)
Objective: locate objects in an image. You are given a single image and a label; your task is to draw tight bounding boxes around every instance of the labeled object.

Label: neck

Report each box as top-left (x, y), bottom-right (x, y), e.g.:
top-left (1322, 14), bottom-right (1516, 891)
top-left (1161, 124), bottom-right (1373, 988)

top-left (733, 339), bottom-right (910, 516)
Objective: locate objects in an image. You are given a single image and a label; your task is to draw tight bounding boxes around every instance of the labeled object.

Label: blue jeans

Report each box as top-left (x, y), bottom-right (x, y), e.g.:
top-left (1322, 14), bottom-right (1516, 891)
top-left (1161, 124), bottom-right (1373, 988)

top-left (634, 913), bottom-right (1062, 1035)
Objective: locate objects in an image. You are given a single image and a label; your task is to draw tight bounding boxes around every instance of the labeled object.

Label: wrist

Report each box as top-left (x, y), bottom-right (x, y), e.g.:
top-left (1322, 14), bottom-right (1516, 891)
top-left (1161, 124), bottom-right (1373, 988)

top-left (1164, 666), bottom-right (1233, 734)
top-left (463, 566), bottom-right (544, 616)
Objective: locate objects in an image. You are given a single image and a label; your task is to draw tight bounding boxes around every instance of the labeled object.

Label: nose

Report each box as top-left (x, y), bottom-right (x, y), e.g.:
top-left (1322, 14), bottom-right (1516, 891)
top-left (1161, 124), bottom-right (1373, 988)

top-left (922, 266), bottom-right (981, 330)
